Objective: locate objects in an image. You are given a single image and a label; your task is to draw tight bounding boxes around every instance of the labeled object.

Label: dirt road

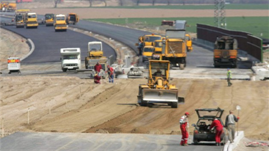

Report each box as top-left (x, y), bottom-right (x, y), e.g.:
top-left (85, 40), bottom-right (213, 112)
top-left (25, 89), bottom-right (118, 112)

top-left (1, 77), bottom-right (268, 141)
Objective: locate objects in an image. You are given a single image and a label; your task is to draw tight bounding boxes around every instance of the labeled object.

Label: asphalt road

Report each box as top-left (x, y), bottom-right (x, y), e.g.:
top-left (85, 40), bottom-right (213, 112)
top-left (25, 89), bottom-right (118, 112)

top-left (0, 132), bottom-right (223, 151)
top-left (72, 21), bottom-right (251, 69)
top-left (0, 17), bottom-right (116, 64)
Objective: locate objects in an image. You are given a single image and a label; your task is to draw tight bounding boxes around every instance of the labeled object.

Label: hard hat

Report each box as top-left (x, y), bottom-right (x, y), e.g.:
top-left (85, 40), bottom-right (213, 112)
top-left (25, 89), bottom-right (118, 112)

top-left (95, 74), bottom-right (97, 76)
top-left (185, 112), bottom-right (190, 115)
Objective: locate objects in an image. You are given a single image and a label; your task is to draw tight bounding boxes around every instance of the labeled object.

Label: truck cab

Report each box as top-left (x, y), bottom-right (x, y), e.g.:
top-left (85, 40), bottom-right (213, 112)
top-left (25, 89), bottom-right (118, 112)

top-left (66, 13), bottom-right (79, 25)
top-left (54, 14), bottom-right (67, 31)
top-left (142, 46), bottom-right (155, 62)
top-left (25, 12), bottom-right (38, 28)
top-left (60, 48), bottom-right (81, 72)
top-left (152, 40), bottom-right (164, 60)
top-left (45, 13), bottom-right (54, 26)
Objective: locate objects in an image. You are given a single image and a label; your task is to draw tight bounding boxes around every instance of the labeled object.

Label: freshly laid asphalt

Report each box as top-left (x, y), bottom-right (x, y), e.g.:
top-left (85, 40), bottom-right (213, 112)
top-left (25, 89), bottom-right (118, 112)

top-left (0, 17), bottom-right (116, 64)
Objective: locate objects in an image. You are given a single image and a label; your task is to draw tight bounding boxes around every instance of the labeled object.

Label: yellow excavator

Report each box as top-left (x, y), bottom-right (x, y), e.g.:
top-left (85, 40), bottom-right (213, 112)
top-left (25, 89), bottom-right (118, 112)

top-left (137, 60), bottom-right (185, 108)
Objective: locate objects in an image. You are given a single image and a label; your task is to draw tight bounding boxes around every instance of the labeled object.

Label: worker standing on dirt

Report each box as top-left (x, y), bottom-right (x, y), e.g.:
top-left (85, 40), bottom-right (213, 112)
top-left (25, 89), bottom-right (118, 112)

top-left (94, 73), bottom-right (101, 84)
top-left (209, 117), bottom-right (223, 146)
top-left (94, 62), bottom-right (102, 76)
top-left (107, 65), bottom-right (114, 83)
top-left (179, 112), bottom-right (190, 146)
top-left (225, 110), bottom-right (239, 143)
top-left (227, 69), bottom-right (232, 86)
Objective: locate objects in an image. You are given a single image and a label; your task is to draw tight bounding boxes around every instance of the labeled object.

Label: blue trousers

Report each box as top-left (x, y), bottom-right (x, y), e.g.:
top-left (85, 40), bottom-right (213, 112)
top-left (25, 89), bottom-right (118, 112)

top-left (109, 74), bottom-right (114, 83)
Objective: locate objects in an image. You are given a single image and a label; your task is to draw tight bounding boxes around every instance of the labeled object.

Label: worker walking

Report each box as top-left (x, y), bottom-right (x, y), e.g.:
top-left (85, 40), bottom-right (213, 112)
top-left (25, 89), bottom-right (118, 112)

top-left (225, 110), bottom-right (239, 143)
top-left (209, 117), bottom-right (223, 146)
top-left (179, 112), bottom-right (190, 146)
top-left (227, 69), bottom-right (232, 86)
top-left (94, 62), bottom-right (102, 76)
top-left (107, 65), bottom-right (114, 83)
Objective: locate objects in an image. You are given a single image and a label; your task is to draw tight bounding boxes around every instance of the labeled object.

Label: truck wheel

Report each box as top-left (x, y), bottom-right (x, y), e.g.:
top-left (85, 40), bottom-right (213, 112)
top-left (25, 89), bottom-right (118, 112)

top-left (62, 68), bottom-right (67, 72)
top-left (171, 102), bottom-right (178, 108)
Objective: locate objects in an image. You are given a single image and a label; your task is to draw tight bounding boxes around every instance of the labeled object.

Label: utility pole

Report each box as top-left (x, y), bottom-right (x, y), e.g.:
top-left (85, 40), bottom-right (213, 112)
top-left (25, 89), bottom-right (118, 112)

top-left (214, 0), bottom-right (226, 28)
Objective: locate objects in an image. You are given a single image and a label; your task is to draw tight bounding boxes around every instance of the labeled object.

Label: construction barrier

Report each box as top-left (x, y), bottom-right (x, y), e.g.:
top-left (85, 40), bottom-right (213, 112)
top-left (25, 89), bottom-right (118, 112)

top-left (197, 24), bottom-right (263, 62)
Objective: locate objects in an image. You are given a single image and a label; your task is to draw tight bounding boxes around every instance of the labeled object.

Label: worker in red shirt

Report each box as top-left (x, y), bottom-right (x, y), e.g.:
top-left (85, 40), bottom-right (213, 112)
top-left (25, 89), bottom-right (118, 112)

top-left (209, 118), bottom-right (224, 146)
top-left (94, 62), bottom-right (102, 75)
top-left (94, 73), bottom-right (101, 84)
top-left (107, 65), bottom-right (114, 83)
top-left (179, 112), bottom-right (190, 146)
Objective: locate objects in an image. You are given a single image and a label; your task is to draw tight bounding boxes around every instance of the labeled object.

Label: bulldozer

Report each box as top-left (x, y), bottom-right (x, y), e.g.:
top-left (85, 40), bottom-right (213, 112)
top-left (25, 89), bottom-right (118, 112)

top-left (214, 36), bottom-right (238, 68)
top-left (85, 41), bottom-right (108, 78)
top-left (137, 60), bottom-right (185, 108)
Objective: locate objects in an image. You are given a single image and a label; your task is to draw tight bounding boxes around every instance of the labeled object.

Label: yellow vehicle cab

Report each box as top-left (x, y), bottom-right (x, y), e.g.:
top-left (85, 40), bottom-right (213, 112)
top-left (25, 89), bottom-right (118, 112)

top-left (45, 13), bottom-right (54, 26)
top-left (142, 46), bottom-right (155, 62)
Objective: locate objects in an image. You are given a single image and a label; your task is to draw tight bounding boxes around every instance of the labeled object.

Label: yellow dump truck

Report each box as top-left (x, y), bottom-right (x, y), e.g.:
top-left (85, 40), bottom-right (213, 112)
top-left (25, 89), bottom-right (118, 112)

top-left (136, 34), bottom-right (162, 55)
top-left (45, 13), bottom-right (54, 26)
top-left (137, 60), bottom-right (184, 108)
top-left (214, 36), bottom-right (238, 68)
top-left (66, 13), bottom-right (79, 25)
top-left (54, 14), bottom-right (67, 31)
top-left (162, 29), bottom-right (188, 70)
top-left (25, 12), bottom-right (38, 28)
top-left (15, 9), bottom-right (29, 28)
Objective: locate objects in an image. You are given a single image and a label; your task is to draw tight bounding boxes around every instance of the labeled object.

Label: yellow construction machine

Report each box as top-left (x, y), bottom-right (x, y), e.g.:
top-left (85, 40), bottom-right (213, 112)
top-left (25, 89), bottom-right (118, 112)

top-left (15, 9), bottom-right (29, 28)
top-left (137, 60), bottom-right (185, 108)
top-left (136, 34), bottom-right (162, 55)
top-left (85, 41), bottom-right (108, 78)
top-left (142, 46), bottom-right (155, 62)
top-left (162, 29), bottom-right (188, 70)
top-left (151, 39), bottom-right (164, 60)
top-left (214, 36), bottom-right (238, 68)
top-left (25, 12), bottom-right (38, 28)
top-left (66, 13), bottom-right (79, 25)
top-left (185, 33), bottom-right (193, 52)
top-left (54, 14), bottom-right (67, 31)
top-left (45, 13), bottom-right (54, 26)
top-left (0, 2), bottom-right (16, 12)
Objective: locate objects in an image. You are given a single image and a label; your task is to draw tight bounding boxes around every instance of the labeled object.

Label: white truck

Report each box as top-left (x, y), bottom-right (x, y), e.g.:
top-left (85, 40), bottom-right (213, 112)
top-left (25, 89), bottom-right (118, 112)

top-left (7, 57), bottom-right (21, 74)
top-left (60, 48), bottom-right (81, 72)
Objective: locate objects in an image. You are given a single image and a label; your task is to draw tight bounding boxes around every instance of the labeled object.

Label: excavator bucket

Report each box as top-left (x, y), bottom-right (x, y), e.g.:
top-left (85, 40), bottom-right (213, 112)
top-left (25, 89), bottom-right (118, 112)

top-left (142, 89), bottom-right (183, 104)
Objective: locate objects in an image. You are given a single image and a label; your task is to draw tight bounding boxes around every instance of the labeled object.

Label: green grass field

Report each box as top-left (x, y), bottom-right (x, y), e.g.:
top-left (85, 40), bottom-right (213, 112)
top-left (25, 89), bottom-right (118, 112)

top-left (60, 4), bottom-right (269, 9)
top-left (86, 17), bottom-right (269, 39)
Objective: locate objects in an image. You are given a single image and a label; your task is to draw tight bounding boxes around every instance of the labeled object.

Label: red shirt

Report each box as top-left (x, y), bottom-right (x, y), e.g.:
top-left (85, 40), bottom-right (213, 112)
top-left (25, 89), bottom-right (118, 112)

top-left (94, 64), bottom-right (102, 72)
top-left (210, 119), bottom-right (223, 130)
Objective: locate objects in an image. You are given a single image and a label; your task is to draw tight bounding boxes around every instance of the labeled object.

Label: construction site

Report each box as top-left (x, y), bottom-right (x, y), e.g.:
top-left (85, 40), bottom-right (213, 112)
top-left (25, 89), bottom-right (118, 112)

top-left (0, 0), bottom-right (269, 151)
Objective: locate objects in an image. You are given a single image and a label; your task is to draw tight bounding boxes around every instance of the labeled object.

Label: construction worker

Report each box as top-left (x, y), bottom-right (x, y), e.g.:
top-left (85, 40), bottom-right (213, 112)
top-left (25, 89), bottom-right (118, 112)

top-left (227, 69), bottom-right (232, 86)
top-left (179, 112), bottom-right (190, 146)
top-left (107, 65), bottom-right (114, 83)
top-left (138, 39), bottom-right (143, 56)
top-left (225, 110), bottom-right (239, 143)
top-left (94, 73), bottom-right (101, 84)
top-left (94, 62), bottom-right (102, 76)
top-left (209, 117), bottom-right (223, 146)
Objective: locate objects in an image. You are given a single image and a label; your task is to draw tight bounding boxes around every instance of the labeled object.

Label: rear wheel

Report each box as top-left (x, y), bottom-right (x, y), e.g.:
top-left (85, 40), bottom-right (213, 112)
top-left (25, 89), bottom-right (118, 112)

top-left (62, 68), bottom-right (67, 72)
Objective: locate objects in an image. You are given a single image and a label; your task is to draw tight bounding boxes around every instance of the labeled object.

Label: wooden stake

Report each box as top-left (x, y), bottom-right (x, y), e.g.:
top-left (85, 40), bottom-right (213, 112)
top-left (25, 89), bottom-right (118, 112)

top-left (27, 108), bottom-right (30, 124)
